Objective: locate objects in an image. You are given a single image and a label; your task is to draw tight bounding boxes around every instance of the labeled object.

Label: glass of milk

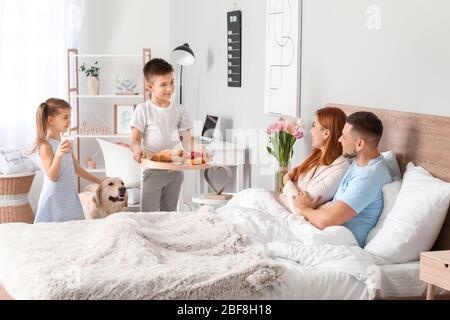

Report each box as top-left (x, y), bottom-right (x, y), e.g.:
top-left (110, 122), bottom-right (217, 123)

top-left (60, 131), bottom-right (74, 152)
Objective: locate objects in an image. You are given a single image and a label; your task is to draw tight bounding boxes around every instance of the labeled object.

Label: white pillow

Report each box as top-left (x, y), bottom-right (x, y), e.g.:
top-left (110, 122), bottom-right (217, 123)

top-left (0, 146), bottom-right (39, 175)
top-left (27, 153), bottom-right (43, 171)
top-left (364, 180), bottom-right (402, 245)
top-left (381, 151), bottom-right (402, 180)
top-left (364, 163), bottom-right (450, 263)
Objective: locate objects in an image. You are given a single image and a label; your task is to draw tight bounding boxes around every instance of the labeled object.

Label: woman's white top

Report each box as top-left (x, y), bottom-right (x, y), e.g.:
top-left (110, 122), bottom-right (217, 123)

top-left (279, 155), bottom-right (350, 213)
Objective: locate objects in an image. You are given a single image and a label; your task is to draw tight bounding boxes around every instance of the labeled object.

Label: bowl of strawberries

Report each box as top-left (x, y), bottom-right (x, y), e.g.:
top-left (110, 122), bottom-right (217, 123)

top-left (185, 151), bottom-right (210, 165)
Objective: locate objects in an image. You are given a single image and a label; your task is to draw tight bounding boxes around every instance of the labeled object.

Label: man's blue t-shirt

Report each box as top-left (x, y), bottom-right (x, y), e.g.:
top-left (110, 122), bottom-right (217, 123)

top-left (333, 155), bottom-right (392, 247)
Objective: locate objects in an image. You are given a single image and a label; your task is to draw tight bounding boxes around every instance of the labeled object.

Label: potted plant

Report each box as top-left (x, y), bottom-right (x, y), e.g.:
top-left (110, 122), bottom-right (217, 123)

top-left (267, 115), bottom-right (304, 192)
top-left (80, 61), bottom-right (101, 95)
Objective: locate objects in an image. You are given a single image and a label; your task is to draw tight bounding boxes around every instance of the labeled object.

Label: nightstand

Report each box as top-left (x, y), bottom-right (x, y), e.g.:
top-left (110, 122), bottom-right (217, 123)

top-left (192, 193), bottom-right (234, 209)
top-left (419, 250), bottom-right (450, 300)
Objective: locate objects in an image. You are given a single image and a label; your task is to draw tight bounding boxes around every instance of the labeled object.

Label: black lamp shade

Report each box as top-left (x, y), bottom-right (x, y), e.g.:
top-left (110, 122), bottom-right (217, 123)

top-left (171, 43), bottom-right (195, 66)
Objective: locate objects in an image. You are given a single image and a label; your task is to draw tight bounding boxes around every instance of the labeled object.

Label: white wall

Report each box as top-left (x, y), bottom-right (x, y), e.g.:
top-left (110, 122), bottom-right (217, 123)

top-left (170, 0), bottom-right (450, 198)
top-left (76, 0), bottom-right (170, 184)
top-left (301, 0), bottom-right (450, 117)
top-left (78, 0), bottom-right (170, 55)
top-left (30, 0), bottom-right (171, 210)
top-left (170, 0), bottom-right (280, 204)
top-left (30, 0), bottom-right (450, 209)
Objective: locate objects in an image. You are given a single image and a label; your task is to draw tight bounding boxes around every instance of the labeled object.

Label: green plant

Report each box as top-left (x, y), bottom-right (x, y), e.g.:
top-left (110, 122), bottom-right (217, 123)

top-left (79, 61), bottom-right (100, 77)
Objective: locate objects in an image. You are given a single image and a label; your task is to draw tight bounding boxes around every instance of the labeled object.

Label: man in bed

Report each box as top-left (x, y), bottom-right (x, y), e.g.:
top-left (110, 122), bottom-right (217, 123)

top-left (291, 111), bottom-right (392, 247)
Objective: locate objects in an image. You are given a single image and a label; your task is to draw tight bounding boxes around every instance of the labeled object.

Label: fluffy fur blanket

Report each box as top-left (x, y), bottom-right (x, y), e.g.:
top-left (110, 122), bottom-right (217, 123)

top-left (0, 208), bottom-right (284, 299)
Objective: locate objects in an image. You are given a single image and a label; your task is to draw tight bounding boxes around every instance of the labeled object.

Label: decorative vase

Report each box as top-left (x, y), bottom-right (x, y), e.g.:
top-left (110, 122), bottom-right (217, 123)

top-left (87, 76), bottom-right (99, 95)
top-left (276, 161), bottom-right (289, 193)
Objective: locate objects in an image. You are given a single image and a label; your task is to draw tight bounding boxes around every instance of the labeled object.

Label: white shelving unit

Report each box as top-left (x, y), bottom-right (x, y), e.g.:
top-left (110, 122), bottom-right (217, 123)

top-left (67, 48), bottom-right (151, 191)
top-left (72, 95), bottom-right (145, 98)
top-left (72, 134), bottom-right (132, 138)
top-left (73, 54), bottom-right (143, 58)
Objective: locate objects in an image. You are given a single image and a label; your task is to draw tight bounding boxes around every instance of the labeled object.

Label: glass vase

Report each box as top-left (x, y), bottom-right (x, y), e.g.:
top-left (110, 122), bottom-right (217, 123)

top-left (276, 161), bottom-right (289, 193)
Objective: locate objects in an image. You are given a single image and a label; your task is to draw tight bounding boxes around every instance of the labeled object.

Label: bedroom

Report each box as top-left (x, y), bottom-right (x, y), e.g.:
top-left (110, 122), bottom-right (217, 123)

top-left (0, 0), bottom-right (450, 307)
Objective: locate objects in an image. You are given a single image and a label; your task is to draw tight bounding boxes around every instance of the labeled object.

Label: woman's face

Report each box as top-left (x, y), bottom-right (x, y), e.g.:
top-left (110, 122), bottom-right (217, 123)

top-left (310, 115), bottom-right (329, 149)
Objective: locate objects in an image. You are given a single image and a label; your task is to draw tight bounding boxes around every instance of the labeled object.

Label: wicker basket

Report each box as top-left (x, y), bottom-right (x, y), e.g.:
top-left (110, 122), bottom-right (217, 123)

top-left (0, 172), bottom-right (36, 224)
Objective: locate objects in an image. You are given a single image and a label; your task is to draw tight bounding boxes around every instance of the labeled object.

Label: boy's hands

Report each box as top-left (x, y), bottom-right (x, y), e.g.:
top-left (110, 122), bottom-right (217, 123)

top-left (133, 148), bottom-right (145, 163)
top-left (55, 140), bottom-right (72, 158)
top-left (130, 127), bottom-right (144, 163)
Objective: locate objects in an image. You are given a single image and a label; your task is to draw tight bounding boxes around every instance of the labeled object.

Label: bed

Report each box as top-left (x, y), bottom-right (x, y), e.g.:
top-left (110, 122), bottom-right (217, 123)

top-left (335, 103), bottom-right (450, 299)
top-left (1, 103), bottom-right (450, 300)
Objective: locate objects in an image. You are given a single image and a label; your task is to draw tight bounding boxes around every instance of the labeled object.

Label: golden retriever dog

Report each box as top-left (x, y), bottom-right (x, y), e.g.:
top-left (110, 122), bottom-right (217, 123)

top-left (79, 177), bottom-right (128, 219)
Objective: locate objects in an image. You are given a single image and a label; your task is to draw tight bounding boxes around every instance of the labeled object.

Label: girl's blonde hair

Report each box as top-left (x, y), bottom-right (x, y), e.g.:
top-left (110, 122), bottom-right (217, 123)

top-left (292, 107), bottom-right (347, 181)
top-left (30, 98), bottom-right (71, 154)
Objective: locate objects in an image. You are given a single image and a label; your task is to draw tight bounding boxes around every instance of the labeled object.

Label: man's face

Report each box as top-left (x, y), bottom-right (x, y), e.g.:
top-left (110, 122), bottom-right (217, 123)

top-left (338, 123), bottom-right (358, 159)
top-left (147, 73), bottom-right (175, 102)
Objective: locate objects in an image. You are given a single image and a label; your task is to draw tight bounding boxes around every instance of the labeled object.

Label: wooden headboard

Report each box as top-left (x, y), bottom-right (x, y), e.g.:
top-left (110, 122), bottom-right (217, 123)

top-left (327, 103), bottom-right (450, 251)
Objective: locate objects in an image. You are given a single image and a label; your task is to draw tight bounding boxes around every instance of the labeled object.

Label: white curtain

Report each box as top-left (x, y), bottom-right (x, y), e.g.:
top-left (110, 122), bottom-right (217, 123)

top-left (0, 0), bottom-right (84, 150)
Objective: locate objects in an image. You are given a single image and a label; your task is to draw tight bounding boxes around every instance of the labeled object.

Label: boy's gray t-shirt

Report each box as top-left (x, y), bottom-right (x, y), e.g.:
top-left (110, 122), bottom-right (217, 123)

top-left (130, 100), bottom-right (193, 153)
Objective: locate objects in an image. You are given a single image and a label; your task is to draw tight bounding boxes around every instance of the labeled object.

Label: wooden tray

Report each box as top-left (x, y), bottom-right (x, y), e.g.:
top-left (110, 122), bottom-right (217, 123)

top-left (140, 158), bottom-right (211, 171)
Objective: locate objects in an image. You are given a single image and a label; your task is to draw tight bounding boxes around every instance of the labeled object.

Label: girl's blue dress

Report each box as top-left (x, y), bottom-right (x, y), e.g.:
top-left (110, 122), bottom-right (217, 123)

top-left (34, 138), bottom-right (84, 223)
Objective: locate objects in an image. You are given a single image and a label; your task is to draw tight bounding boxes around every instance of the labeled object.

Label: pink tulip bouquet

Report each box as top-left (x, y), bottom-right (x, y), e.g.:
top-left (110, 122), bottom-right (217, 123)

top-left (267, 115), bottom-right (304, 191)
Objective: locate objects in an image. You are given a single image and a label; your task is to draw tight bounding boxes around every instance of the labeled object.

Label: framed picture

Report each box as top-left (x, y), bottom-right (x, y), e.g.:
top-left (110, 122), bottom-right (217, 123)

top-left (264, 0), bottom-right (302, 117)
top-left (114, 104), bottom-right (136, 134)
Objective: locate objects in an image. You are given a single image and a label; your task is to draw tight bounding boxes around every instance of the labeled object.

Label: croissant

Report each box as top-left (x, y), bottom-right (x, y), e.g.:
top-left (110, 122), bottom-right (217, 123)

top-left (150, 149), bottom-right (185, 162)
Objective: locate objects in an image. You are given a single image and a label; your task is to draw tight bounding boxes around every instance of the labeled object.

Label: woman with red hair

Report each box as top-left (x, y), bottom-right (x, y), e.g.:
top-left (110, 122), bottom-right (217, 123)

top-left (279, 106), bottom-right (350, 212)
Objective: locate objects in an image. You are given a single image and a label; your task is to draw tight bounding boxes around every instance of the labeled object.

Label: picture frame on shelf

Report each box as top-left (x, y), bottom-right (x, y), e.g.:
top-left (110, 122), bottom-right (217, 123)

top-left (114, 104), bottom-right (136, 134)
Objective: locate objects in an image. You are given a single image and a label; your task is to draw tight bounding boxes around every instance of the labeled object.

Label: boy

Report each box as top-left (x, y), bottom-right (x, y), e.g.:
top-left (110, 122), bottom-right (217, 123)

top-left (130, 58), bottom-right (201, 212)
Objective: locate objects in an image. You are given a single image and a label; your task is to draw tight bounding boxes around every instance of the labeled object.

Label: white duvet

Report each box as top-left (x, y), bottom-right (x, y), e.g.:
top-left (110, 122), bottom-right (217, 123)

top-left (0, 188), bottom-right (380, 300)
top-left (217, 189), bottom-right (379, 299)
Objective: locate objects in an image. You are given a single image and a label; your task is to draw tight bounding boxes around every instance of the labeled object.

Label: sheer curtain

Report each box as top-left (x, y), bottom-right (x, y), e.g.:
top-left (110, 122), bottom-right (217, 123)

top-left (0, 0), bottom-right (84, 150)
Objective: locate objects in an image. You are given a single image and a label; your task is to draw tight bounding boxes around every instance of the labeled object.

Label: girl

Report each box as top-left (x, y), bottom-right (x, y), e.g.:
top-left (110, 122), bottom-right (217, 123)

top-left (279, 107), bottom-right (350, 212)
top-left (31, 98), bottom-right (102, 223)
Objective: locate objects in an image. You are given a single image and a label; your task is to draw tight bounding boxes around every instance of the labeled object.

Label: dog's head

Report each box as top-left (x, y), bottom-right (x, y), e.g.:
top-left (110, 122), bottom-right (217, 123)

top-left (94, 177), bottom-right (128, 215)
